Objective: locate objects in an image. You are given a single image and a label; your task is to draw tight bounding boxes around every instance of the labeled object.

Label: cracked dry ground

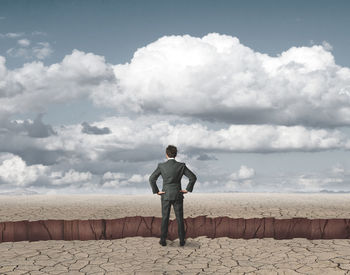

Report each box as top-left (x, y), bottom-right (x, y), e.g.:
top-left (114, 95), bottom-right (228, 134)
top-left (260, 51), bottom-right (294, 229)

top-left (1, 193), bottom-right (350, 274)
top-left (1, 237), bottom-right (350, 274)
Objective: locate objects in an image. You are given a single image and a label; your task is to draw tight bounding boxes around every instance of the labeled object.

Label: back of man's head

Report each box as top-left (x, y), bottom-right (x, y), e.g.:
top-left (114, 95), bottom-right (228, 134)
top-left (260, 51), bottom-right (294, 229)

top-left (166, 145), bottom-right (177, 158)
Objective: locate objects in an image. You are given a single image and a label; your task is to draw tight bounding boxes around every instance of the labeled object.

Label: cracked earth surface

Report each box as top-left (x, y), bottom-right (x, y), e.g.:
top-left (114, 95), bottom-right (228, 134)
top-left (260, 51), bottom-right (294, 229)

top-left (1, 237), bottom-right (350, 274)
top-left (1, 193), bottom-right (350, 274)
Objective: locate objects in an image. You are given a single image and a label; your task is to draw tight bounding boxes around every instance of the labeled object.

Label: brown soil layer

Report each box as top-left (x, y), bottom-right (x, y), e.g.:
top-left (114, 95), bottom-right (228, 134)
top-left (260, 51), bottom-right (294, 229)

top-left (1, 215), bottom-right (350, 243)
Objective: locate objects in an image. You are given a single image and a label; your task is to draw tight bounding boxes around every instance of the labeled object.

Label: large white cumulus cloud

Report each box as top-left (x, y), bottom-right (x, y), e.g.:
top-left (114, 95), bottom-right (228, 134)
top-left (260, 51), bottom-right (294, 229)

top-left (0, 153), bottom-right (48, 186)
top-left (92, 33), bottom-right (350, 127)
top-left (2, 33), bottom-right (350, 127)
top-left (0, 49), bottom-right (114, 116)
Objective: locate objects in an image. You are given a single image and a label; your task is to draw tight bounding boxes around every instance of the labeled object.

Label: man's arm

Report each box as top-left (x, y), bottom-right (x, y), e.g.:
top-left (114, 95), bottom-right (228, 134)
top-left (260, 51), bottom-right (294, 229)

top-left (183, 164), bottom-right (197, 192)
top-left (149, 164), bottom-right (161, 194)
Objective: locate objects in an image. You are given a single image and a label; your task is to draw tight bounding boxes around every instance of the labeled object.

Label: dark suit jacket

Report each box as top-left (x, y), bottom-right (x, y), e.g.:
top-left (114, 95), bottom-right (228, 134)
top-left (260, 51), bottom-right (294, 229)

top-left (149, 159), bottom-right (197, 200)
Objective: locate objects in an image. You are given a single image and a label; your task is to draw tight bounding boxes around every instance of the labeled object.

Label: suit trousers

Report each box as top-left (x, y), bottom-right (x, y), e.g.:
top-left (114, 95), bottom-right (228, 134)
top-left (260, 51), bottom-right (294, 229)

top-left (160, 195), bottom-right (185, 241)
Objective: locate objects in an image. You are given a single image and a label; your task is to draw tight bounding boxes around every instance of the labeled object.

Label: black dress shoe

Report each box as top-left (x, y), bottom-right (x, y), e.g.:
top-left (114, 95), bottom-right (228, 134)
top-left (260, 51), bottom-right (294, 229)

top-left (159, 239), bottom-right (166, 246)
top-left (180, 240), bottom-right (186, 246)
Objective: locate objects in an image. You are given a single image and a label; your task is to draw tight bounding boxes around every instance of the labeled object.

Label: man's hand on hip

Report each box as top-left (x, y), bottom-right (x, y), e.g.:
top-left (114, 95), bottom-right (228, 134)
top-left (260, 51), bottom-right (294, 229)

top-left (180, 190), bottom-right (188, 193)
top-left (157, 191), bottom-right (165, 195)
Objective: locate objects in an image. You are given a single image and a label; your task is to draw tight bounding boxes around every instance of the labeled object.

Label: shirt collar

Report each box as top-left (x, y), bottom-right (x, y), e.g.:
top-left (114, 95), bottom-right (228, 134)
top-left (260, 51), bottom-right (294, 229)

top-left (167, 157), bottom-right (175, 160)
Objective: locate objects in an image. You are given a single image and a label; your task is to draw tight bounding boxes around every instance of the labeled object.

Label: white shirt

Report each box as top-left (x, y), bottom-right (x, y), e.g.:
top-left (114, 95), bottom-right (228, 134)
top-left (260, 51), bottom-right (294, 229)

top-left (167, 157), bottom-right (175, 160)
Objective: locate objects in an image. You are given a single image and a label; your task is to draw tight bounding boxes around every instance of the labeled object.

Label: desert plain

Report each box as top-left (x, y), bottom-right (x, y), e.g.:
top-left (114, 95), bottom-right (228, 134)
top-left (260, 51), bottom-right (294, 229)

top-left (1, 192), bottom-right (350, 274)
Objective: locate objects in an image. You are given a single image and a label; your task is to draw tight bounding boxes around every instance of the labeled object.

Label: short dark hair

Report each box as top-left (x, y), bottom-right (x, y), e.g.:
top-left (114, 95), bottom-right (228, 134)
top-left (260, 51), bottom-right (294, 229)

top-left (166, 145), bottom-right (177, 158)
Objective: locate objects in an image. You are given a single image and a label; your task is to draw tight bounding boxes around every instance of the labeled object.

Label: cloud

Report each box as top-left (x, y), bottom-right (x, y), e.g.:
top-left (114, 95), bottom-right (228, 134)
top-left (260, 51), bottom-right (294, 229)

top-left (0, 32), bottom-right (24, 38)
top-left (26, 115), bottom-right (349, 172)
top-left (322, 41), bottom-right (333, 51)
top-left (0, 116), bottom-right (64, 165)
top-left (32, 42), bottom-right (53, 59)
top-left (218, 164), bottom-right (350, 193)
top-left (0, 153), bottom-right (94, 189)
top-left (102, 171), bottom-right (124, 181)
top-left (2, 133), bottom-right (350, 193)
top-left (266, 164), bottom-right (350, 193)
top-left (196, 153), bottom-right (218, 161)
top-left (0, 113), bottom-right (349, 193)
top-left (296, 175), bottom-right (343, 192)
top-left (1, 114), bottom-right (56, 138)
top-left (6, 47), bottom-right (27, 58)
top-left (229, 165), bottom-right (255, 180)
top-left (6, 41), bottom-right (53, 60)
top-left (31, 31), bottom-right (47, 36)
top-left (225, 165), bottom-right (255, 191)
top-left (81, 121), bottom-right (111, 135)
top-left (50, 169), bottom-right (92, 185)
top-left (102, 171), bottom-right (149, 187)
top-left (0, 153), bottom-right (48, 186)
top-left (17, 39), bottom-right (31, 47)
top-left (1, 33), bottom-right (350, 128)
top-left (24, 114), bottom-right (57, 138)
top-left (91, 33), bottom-right (350, 127)
top-left (1, 33), bottom-right (350, 194)
top-left (0, 49), bottom-right (114, 116)
top-left (0, 153), bottom-right (144, 190)
top-left (331, 164), bottom-right (345, 175)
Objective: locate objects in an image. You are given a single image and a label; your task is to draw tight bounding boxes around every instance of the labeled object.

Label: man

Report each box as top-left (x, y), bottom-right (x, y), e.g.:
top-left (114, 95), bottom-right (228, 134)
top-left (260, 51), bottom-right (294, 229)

top-left (149, 145), bottom-right (197, 247)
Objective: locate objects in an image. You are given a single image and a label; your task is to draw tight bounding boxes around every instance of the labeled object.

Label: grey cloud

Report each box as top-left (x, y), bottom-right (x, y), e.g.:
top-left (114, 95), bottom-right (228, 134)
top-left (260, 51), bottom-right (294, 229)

top-left (0, 134), bottom-right (65, 166)
top-left (81, 122), bottom-right (111, 135)
top-left (25, 114), bottom-right (57, 138)
top-left (1, 114), bottom-right (56, 138)
top-left (0, 116), bottom-right (63, 165)
top-left (196, 153), bottom-right (218, 161)
top-left (100, 144), bottom-right (164, 163)
top-left (43, 115), bottom-right (350, 166)
top-left (0, 136), bottom-right (67, 166)
top-left (15, 148), bottom-right (66, 166)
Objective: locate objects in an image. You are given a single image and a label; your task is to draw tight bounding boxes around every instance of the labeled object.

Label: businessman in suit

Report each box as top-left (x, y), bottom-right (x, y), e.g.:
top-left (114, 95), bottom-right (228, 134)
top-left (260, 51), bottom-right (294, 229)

top-left (149, 145), bottom-right (197, 247)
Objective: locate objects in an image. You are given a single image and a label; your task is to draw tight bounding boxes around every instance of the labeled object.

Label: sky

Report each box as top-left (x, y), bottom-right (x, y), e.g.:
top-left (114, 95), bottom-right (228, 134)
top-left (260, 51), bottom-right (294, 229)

top-left (0, 0), bottom-right (350, 194)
